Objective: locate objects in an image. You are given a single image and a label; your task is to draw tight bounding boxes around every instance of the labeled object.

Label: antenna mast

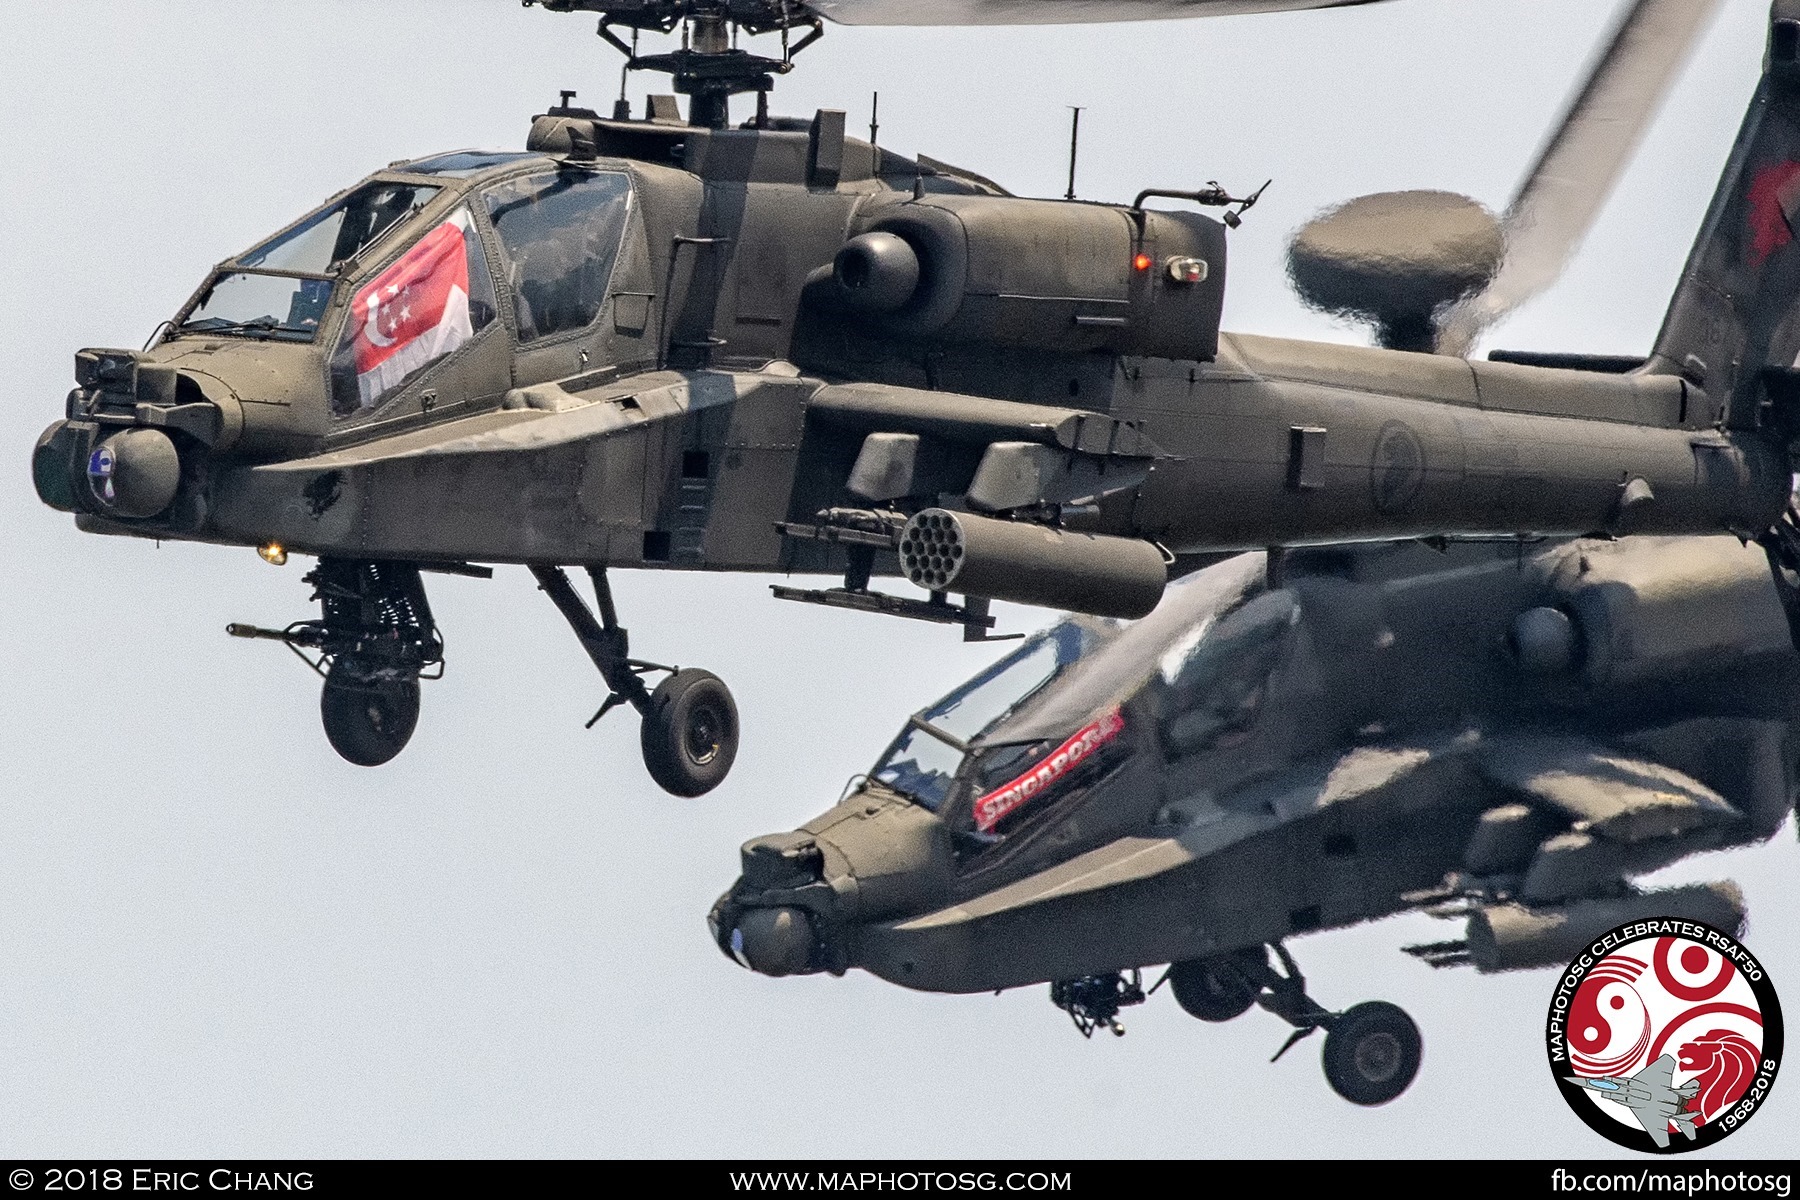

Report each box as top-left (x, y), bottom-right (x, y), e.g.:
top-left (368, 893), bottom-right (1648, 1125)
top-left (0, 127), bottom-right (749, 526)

top-left (1065, 107), bottom-right (1083, 201)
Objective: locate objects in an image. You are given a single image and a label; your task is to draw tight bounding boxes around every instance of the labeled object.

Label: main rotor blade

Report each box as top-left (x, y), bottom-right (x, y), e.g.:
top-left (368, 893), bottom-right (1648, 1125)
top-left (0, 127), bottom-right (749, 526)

top-left (810, 0), bottom-right (1392, 25)
top-left (1435, 0), bottom-right (1721, 358)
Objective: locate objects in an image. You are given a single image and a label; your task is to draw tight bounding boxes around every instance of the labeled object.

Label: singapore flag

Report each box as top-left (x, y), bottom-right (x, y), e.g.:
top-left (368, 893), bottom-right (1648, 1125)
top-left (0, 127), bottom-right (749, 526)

top-left (348, 209), bottom-right (476, 409)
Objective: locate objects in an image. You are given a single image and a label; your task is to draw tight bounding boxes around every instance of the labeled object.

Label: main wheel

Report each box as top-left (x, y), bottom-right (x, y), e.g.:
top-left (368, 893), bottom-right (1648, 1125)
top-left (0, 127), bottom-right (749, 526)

top-left (1168, 954), bottom-right (1260, 1022)
top-left (320, 661), bottom-right (421, 767)
top-left (1321, 1001), bottom-right (1422, 1106)
top-left (641, 668), bottom-right (738, 797)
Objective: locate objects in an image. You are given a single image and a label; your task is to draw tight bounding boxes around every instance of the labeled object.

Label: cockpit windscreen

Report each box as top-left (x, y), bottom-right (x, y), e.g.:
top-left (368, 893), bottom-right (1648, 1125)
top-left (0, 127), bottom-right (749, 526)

top-left (240, 182), bottom-right (441, 276)
top-left (176, 182), bottom-right (442, 342)
top-left (873, 622), bottom-right (1093, 810)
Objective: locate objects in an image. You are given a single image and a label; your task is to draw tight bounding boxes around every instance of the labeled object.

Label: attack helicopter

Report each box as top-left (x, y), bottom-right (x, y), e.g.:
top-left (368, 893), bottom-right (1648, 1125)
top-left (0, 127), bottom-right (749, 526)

top-left (708, 533), bottom-right (1799, 1106)
top-left (32, 0), bottom-right (1800, 797)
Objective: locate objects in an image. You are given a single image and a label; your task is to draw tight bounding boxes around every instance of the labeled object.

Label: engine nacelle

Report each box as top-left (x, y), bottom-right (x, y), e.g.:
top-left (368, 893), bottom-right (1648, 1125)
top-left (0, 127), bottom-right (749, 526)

top-left (832, 195), bottom-right (1228, 360)
top-left (899, 509), bottom-right (1166, 619)
top-left (1504, 540), bottom-right (1794, 688)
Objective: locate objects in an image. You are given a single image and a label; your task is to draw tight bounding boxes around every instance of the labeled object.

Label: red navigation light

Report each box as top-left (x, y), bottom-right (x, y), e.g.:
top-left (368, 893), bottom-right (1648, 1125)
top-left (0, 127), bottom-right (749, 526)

top-left (1132, 252), bottom-right (1153, 272)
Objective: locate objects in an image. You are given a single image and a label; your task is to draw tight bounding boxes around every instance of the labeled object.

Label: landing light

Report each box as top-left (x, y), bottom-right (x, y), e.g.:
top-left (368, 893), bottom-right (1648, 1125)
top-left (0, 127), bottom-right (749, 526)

top-left (258, 541), bottom-right (288, 566)
top-left (1166, 256), bottom-right (1209, 285)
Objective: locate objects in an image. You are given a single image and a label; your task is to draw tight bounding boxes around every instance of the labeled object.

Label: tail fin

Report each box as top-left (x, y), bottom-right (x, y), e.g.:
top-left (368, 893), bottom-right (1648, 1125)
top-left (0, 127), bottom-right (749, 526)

top-left (1652, 1), bottom-right (1800, 428)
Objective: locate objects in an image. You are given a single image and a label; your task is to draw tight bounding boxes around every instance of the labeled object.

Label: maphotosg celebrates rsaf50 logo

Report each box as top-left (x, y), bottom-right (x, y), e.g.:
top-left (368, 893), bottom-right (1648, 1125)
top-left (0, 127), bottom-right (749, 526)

top-left (1546, 920), bottom-right (1783, 1153)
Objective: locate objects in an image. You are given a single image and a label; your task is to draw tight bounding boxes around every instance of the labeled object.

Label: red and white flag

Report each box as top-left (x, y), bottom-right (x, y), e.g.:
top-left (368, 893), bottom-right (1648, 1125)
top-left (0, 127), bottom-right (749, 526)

top-left (347, 209), bottom-right (476, 409)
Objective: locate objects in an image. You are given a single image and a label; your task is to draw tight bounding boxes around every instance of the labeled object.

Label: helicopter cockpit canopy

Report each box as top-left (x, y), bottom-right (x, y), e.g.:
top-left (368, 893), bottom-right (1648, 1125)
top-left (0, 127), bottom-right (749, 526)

top-left (167, 151), bottom-right (640, 418)
top-left (872, 620), bottom-right (1103, 813)
top-left (872, 553), bottom-right (1302, 846)
top-left (177, 181), bottom-right (445, 343)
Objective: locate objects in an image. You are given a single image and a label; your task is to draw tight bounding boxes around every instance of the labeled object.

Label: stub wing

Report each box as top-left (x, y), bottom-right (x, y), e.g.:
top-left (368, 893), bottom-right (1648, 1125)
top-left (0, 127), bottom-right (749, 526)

top-left (1477, 738), bottom-right (1740, 843)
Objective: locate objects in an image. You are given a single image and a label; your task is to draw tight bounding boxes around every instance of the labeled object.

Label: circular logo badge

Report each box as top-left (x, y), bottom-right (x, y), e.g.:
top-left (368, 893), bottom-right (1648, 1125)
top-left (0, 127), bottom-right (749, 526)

top-left (1369, 420), bottom-right (1425, 515)
top-left (1546, 921), bottom-right (1782, 1153)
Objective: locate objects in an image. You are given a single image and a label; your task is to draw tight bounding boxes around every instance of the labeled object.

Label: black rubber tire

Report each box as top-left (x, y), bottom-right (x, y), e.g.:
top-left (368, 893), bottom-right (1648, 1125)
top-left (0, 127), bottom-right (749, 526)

top-left (1168, 955), bottom-right (1260, 1022)
top-left (641, 668), bottom-right (739, 797)
top-left (1322, 1001), bottom-right (1422, 1106)
top-left (320, 662), bottom-right (421, 767)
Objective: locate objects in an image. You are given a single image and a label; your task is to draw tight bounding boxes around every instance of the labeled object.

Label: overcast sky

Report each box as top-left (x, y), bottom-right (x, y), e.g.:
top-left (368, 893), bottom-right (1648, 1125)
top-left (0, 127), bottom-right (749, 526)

top-left (1, 0), bottom-right (1795, 1160)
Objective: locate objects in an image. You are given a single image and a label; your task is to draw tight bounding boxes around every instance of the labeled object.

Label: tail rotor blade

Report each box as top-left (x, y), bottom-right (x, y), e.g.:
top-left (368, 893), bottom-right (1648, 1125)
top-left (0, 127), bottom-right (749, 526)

top-left (1436, 0), bottom-right (1722, 357)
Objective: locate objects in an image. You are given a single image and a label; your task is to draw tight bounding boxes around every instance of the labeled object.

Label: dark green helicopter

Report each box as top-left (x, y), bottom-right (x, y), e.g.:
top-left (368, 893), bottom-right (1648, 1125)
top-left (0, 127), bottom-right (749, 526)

top-left (709, 532), bottom-right (1796, 1106)
top-left (33, 0), bottom-right (1800, 797)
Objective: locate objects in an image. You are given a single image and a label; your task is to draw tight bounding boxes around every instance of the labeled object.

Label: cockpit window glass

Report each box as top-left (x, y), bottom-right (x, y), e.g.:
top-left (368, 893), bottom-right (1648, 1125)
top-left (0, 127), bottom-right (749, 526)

top-left (398, 150), bottom-right (542, 178)
top-left (981, 554), bottom-right (1266, 750)
top-left (174, 182), bottom-right (443, 345)
top-left (482, 170), bottom-right (631, 342)
top-left (240, 182), bottom-right (440, 276)
top-left (1157, 589), bottom-right (1300, 758)
top-left (180, 273), bottom-right (332, 342)
top-left (931, 555), bottom-right (1272, 855)
top-left (872, 622), bottom-right (1094, 811)
top-left (327, 207), bottom-right (497, 417)
top-left (922, 629), bottom-right (1078, 741)
top-left (964, 706), bottom-right (1126, 839)
top-left (872, 725), bottom-right (966, 813)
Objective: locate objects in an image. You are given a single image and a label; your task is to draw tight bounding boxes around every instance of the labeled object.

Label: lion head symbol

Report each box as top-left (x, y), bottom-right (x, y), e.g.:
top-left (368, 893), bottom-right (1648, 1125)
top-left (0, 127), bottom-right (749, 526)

top-left (1677, 1030), bottom-right (1760, 1123)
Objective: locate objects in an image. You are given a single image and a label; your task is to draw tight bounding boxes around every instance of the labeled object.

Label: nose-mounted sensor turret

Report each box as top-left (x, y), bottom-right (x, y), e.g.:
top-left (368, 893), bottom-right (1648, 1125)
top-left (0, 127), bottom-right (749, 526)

top-left (35, 348), bottom-right (244, 523)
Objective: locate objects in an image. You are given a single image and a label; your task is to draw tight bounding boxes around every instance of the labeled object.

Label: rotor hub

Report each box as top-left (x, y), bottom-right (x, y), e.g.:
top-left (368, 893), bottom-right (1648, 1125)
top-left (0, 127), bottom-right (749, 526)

top-left (526, 0), bottom-right (823, 128)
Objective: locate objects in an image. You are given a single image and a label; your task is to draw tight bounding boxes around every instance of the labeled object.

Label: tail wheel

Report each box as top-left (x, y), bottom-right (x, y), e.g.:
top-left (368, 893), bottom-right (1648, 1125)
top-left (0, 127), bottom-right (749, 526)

top-left (1321, 1001), bottom-right (1422, 1106)
top-left (320, 661), bottom-right (421, 767)
top-left (641, 668), bottom-right (739, 797)
top-left (1168, 954), bottom-right (1260, 1022)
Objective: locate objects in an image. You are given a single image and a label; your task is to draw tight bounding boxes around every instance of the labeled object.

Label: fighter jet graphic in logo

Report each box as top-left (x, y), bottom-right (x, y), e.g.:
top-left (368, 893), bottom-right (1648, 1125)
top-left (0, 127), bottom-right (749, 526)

top-left (1565, 1055), bottom-right (1700, 1150)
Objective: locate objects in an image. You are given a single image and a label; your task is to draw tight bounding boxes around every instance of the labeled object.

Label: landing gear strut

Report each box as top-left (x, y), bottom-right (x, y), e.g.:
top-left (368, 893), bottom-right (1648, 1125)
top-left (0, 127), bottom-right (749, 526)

top-left (230, 558), bottom-right (449, 767)
top-left (1155, 943), bottom-right (1422, 1105)
top-left (1178, 944), bottom-right (1422, 1105)
top-left (531, 564), bottom-right (739, 797)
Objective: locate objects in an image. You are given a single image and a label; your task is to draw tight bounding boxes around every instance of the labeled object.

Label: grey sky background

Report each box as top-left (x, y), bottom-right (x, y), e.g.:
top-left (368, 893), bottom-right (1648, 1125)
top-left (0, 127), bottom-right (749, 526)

top-left (1, 0), bottom-right (1795, 1159)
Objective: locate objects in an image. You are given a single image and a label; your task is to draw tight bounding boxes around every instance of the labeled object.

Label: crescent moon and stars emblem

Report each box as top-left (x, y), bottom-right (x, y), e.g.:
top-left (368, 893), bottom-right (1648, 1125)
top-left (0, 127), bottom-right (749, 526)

top-left (362, 282), bottom-right (415, 349)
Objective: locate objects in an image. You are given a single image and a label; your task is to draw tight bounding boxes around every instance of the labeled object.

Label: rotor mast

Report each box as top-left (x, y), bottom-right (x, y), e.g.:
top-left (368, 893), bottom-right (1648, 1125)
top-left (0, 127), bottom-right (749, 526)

top-left (526, 0), bottom-right (824, 129)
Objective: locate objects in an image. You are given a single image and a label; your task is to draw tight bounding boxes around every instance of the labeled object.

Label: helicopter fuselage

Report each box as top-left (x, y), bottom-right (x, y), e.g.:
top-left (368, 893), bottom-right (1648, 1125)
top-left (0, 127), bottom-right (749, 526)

top-left (35, 114), bottom-right (1788, 594)
top-left (710, 534), bottom-right (1799, 994)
